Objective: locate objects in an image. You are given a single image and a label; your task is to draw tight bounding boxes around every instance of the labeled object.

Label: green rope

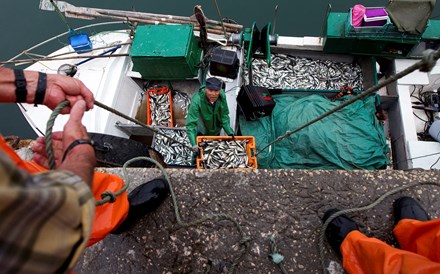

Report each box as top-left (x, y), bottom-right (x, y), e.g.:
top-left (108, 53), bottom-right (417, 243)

top-left (45, 100), bottom-right (69, 170)
top-left (256, 48), bottom-right (440, 156)
top-left (122, 156), bottom-right (251, 274)
top-left (45, 98), bottom-right (193, 205)
top-left (44, 100), bottom-right (127, 206)
top-left (319, 181), bottom-right (440, 274)
top-left (268, 234), bottom-right (288, 274)
top-left (50, 0), bottom-right (73, 32)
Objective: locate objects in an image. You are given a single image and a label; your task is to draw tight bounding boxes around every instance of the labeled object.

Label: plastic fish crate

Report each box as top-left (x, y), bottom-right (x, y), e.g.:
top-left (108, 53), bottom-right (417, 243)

top-left (196, 136), bottom-right (258, 169)
top-left (146, 86), bottom-right (174, 127)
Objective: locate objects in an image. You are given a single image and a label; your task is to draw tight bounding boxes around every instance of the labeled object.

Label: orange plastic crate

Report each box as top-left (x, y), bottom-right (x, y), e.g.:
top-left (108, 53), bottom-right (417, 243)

top-left (196, 136), bottom-right (257, 169)
top-left (146, 86), bottom-right (174, 127)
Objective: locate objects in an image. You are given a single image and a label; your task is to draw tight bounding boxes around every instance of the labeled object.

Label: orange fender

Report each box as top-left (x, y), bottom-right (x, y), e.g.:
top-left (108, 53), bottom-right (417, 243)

top-left (0, 136), bottom-right (129, 246)
top-left (87, 172), bottom-right (128, 246)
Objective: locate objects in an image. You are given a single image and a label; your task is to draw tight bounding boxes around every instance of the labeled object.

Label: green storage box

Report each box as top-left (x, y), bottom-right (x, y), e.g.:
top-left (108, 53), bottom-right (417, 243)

top-left (130, 24), bottom-right (202, 80)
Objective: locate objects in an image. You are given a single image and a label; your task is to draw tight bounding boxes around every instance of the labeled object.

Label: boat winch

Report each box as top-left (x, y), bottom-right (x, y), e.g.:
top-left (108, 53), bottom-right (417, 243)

top-left (231, 22), bottom-right (278, 68)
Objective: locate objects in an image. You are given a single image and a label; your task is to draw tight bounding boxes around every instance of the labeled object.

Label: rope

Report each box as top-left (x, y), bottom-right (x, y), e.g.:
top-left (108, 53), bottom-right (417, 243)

top-left (45, 100), bottom-right (69, 169)
top-left (256, 48), bottom-right (440, 156)
top-left (94, 101), bottom-right (193, 149)
top-left (5, 21), bottom-right (127, 64)
top-left (268, 234), bottom-right (288, 274)
top-left (1, 53), bottom-right (129, 66)
top-left (50, 0), bottom-right (73, 32)
top-left (319, 180), bottom-right (440, 274)
top-left (213, 0), bottom-right (228, 40)
top-left (44, 99), bottom-right (191, 206)
top-left (122, 156), bottom-right (251, 274)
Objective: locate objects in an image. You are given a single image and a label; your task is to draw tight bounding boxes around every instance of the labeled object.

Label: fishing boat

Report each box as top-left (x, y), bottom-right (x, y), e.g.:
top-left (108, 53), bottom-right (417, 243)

top-left (9, 0), bottom-right (440, 170)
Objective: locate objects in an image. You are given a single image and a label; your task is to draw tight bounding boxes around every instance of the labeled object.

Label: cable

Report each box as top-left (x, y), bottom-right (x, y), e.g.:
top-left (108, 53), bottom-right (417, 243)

top-left (256, 49), bottom-right (440, 156)
top-left (393, 151), bottom-right (440, 165)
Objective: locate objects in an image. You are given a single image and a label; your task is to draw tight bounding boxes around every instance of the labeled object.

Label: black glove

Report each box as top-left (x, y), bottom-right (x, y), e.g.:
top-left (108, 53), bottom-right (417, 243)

top-left (229, 133), bottom-right (235, 140)
top-left (191, 145), bottom-right (200, 156)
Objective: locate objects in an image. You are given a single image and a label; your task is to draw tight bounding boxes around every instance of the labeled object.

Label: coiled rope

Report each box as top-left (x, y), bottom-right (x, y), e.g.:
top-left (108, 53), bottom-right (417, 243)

top-left (319, 180), bottom-right (440, 274)
top-left (256, 48), bottom-right (440, 156)
top-left (120, 156), bottom-right (251, 274)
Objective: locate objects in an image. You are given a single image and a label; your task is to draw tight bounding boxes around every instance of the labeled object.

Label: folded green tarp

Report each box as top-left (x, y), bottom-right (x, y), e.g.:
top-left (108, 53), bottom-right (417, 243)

top-left (239, 94), bottom-right (390, 169)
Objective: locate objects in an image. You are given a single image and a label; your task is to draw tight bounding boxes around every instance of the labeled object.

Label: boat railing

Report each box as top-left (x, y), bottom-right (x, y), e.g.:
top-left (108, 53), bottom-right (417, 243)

top-left (4, 21), bottom-right (128, 65)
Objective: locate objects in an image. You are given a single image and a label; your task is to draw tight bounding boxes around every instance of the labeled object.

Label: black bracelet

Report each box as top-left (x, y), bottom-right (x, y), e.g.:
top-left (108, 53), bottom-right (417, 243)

top-left (34, 72), bottom-right (47, 106)
top-left (62, 139), bottom-right (95, 162)
top-left (14, 69), bottom-right (27, 103)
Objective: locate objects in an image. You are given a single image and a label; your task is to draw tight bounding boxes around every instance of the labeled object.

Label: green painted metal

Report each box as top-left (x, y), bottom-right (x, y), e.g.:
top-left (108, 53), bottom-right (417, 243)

top-left (323, 11), bottom-right (432, 58)
top-left (264, 22), bottom-right (272, 67)
top-left (423, 20), bottom-right (440, 39)
top-left (245, 22), bottom-right (257, 69)
top-left (130, 24), bottom-right (202, 80)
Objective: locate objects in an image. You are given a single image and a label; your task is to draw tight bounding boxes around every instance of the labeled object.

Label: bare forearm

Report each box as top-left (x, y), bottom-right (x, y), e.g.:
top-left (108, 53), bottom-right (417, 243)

top-left (0, 67), bottom-right (41, 103)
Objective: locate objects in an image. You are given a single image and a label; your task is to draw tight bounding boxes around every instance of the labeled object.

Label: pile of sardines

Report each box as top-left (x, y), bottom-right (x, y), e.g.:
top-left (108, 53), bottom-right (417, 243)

top-left (152, 128), bottom-right (194, 166)
top-left (199, 139), bottom-right (251, 169)
top-left (148, 90), bottom-right (172, 126)
top-left (246, 54), bottom-right (364, 90)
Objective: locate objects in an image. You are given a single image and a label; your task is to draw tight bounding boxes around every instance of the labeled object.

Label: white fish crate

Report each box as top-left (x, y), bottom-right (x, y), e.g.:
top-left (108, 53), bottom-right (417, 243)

top-left (152, 127), bottom-right (194, 167)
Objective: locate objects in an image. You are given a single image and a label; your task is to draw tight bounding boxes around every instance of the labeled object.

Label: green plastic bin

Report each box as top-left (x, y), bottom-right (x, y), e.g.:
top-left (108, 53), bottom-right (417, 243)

top-left (130, 24), bottom-right (202, 80)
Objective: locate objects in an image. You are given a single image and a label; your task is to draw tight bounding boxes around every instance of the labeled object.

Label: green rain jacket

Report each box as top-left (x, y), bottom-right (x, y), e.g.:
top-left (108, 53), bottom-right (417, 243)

top-left (186, 89), bottom-right (234, 146)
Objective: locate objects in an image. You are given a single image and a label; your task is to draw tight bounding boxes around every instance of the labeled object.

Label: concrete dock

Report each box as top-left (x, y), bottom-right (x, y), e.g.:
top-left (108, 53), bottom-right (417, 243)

top-left (74, 168), bottom-right (440, 273)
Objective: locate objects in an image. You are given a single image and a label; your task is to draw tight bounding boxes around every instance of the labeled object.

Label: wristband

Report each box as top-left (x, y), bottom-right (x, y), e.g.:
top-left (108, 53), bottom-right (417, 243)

top-left (14, 69), bottom-right (27, 102)
top-left (34, 72), bottom-right (47, 106)
top-left (62, 139), bottom-right (95, 162)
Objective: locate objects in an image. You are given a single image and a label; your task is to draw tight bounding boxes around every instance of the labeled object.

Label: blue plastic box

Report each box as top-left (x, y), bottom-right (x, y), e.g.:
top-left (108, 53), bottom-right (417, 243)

top-left (68, 33), bottom-right (93, 53)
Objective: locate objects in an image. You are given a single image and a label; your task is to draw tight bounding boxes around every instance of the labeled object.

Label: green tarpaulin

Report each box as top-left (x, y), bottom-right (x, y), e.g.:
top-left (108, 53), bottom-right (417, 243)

top-left (239, 94), bottom-right (390, 170)
top-left (386, 0), bottom-right (435, 34)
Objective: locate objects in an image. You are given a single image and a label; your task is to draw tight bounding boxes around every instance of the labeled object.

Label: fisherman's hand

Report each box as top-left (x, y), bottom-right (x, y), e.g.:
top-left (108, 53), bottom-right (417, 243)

top-left (32, 132), bottom-right (64, 169)
top-left (0, 68), bottom-right (94, 112)
top-left (44, 73), bottom-right (95, 113)
top-left (229, 133), bottom-right (235, 140)
top-left (32, 100), bottom-right (96, 185)
top-left (191, 145), bottom-right (200, 156)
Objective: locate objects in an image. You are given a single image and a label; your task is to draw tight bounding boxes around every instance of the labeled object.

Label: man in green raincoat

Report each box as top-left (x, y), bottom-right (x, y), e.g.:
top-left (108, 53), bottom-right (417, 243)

top-left (186, 77), bottom-right (235, 154)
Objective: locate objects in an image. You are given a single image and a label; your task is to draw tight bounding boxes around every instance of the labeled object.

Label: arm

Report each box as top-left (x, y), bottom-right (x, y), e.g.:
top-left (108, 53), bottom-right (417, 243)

top-left (0, 100), bottom-right (95, 273)
top-left (0, 151), bottom-right (95, 273)
top-left (186, 94), bottom-right (200, 146)
top-left (0, 67), bottom-right (94, 113)
top-left (0, 70), bottom-right (96, 273)
top-left (32, 100), bottom-right (95, 185)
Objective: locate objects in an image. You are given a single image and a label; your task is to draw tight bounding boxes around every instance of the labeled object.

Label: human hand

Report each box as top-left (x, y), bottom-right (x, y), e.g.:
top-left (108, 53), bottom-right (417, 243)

top-left (43, 73), bottom-right (94, 113)
top-left (191, 145), bottom-right (200, 156)
top-left (32, 100), bottom-right (96, 185)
